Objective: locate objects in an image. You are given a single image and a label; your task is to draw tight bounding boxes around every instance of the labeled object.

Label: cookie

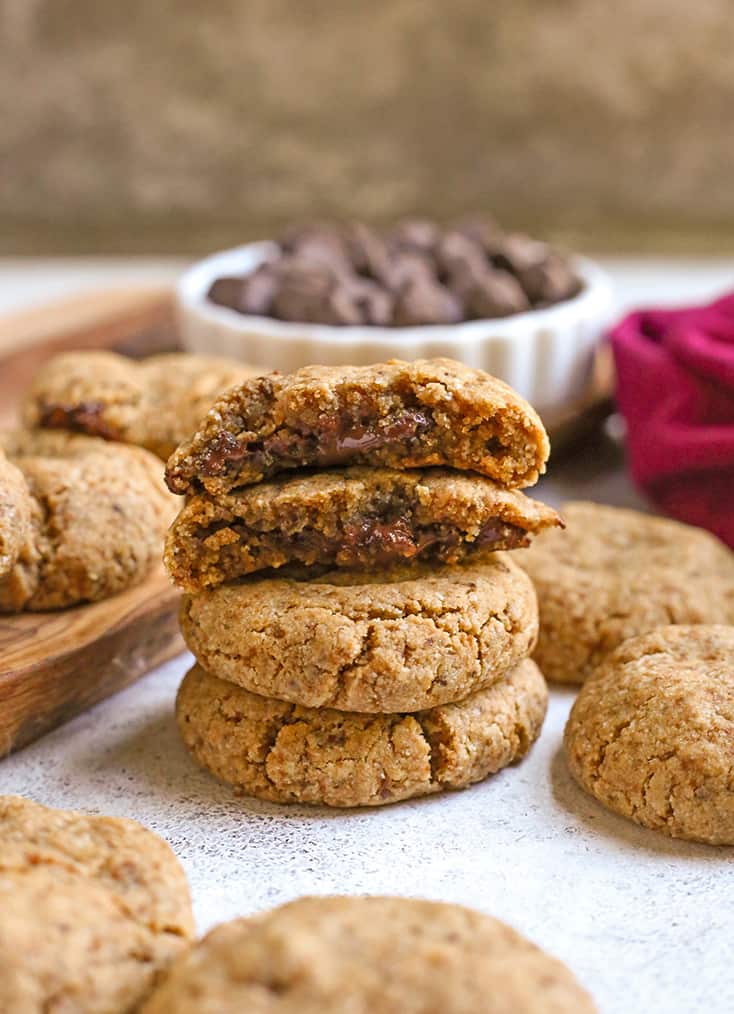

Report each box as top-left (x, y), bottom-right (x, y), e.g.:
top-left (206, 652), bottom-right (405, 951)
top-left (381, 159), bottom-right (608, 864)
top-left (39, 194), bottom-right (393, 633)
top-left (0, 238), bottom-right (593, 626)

top-left (24, 350), bottom-right (262, 459)
top-left (0, 450), bottom-right (33, 579)
top-left (180, 556), bottom-right (538, 712)
top-left (518, 501), bottom-right (734, 683)
top-left (0, 795), bottom-right (194, 1013)
top-left (175, 657), bottom-right (547, 807)
top-left (142, 896), bottom-right (595, 1014)
top-left (0, 430), bottom-right (176, 611)
top-left (165, 466), bottom-right (561, 591)
top-left (564, 625), bottom-right (734, 845)
top-left (164, 358), bottom-right (550, 495)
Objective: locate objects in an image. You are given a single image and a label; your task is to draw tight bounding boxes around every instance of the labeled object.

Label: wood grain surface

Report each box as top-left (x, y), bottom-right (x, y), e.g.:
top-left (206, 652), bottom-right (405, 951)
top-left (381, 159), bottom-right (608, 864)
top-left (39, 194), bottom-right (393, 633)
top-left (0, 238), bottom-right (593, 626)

top-left (0, 568), bottom-right (183, 758)
top-left (0, 289), bottom-right (183, 756)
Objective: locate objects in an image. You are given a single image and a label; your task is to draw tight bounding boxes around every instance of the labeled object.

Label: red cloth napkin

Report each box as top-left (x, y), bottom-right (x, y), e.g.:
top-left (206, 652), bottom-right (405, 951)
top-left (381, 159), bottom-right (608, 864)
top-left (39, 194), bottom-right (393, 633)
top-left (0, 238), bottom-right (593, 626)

top-left (610, 292), bottom-right (734, 547)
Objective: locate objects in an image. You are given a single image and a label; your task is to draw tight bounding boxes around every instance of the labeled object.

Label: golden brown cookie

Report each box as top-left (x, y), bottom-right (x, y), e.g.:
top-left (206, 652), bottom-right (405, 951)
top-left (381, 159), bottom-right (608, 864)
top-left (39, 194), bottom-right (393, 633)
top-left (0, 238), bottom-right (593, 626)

top-left (565, 625), bottom-right (734, 845)
top-left (165, 358), bottom-right (550, 495)
top-left (0, 430), bottom-right (176, 611)
top-left (0, 795), bottom-right (194, 1013)
top-left (142, 895), bottom-right (595, 1014)
top-left (518, 501), bottom-right (734, 683)
top-left (166, 467), bottom-right (561, 591)
top-left (176, 658), bottom-right (547, 807)
top-left (0, 449), bottom-right (33, 579)
top-left (24, 350), bottom-right (262, 459)
top-left (180, 556), bottom-right (538, 712)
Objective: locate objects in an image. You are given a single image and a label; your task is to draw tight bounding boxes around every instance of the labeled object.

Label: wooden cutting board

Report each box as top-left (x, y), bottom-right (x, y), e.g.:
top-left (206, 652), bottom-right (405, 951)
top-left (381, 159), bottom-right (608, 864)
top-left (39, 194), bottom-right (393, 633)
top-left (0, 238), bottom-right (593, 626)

top-left (0, 289), bottom-right (184, 758)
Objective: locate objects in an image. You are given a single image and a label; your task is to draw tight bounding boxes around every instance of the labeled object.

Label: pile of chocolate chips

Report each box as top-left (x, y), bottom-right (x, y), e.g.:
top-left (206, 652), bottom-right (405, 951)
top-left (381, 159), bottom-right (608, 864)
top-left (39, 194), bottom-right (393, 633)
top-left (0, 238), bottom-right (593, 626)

top-left (208, 218), bottom-right (583, 327)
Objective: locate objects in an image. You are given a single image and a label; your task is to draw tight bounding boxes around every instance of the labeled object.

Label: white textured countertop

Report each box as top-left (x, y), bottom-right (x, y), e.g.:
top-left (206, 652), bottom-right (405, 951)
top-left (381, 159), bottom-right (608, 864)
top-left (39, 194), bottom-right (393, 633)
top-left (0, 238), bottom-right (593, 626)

top-left (1, 258), bottom-right (733, 1014)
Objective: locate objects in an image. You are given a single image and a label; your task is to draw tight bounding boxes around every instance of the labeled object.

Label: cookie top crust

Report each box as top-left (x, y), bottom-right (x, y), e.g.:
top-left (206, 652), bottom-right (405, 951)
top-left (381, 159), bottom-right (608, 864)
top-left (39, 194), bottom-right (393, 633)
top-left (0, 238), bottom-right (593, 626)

top-left (164, 358), bottom-right (550, 495)
top-left (165, 466), bottom-right (561, 590)
top-left (0, 430), bottom-right (176, 611)
top-left (0, 795), bottom-right (194, 1013)
top-left (24, 350), bottom-right (262, 459)
top-left (565, 625), bottom-right (734, 845)
top-left (142, 895), bottom-right (595, 1014)
top-left (518, 500), bottom-right (734, 683)
top-left (0, 450), bottom-right (33, 579)
top-left (179, 554), bottom-right (538, 712)
top-left (175, 657), bottom-right (547, 807)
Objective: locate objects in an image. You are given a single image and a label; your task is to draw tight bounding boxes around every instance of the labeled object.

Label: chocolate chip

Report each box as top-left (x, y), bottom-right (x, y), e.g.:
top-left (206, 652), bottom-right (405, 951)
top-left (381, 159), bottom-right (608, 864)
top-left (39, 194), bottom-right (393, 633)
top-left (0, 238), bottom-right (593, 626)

top-left (208, 276), bottom-right (249, 311)
top-left (345, 223), bottom-right (391, 279)
top-left (342, 277), bottom-right (394, 326)
top-left (393, 278), bottom-right (464, 326)
top-left (272, 264), bottom-right (339, 323)
top-left (452, 215), bottom-right (504, 255)
top-left (493, 233), bottom-right (550, 275)
top-left (389, 218), bottom-right (442, 253)
top-left (435, 231), bottom-right (488, 280)
top-left (239, 265), bottom-right (280, 316)
top-left (518, 253), bottom-right (582, 304)
top-left (453, 267), bottom-right (530, 319)
top-left (287, 235), bottom-right (351, 275)
top-left (377, 250), bottom-right (435, 294)
top-left (207, 218), bottom-right (582, 325)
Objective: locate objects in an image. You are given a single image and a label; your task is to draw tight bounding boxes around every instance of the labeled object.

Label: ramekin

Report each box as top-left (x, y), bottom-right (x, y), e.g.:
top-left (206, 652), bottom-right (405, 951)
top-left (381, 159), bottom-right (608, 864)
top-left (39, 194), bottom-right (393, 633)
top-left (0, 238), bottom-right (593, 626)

top-left (176, 241), bottom-right (614, 427)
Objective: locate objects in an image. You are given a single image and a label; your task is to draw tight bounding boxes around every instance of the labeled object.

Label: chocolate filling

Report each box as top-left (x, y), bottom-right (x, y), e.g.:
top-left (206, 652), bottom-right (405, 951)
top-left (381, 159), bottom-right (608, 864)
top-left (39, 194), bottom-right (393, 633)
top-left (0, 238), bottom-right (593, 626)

top-left (39, 401), bottom-right (120, 442)
top-left (196, 406), bottom-right (434, 480)
top-left (197, 513), bottom-right (529, 574)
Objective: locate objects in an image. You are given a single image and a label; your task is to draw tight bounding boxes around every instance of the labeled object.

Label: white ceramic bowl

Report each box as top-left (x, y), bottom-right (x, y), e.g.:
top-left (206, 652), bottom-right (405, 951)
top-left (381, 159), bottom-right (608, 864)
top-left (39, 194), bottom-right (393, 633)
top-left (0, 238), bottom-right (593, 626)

top-left (177, 241), bottom-right (614, 427)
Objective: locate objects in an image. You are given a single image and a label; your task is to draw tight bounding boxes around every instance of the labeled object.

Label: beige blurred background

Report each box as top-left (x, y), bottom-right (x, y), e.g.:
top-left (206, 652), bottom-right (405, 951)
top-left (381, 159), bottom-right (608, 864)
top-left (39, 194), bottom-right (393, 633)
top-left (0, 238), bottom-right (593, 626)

top-left (2, 0), bottom-right (733, 255)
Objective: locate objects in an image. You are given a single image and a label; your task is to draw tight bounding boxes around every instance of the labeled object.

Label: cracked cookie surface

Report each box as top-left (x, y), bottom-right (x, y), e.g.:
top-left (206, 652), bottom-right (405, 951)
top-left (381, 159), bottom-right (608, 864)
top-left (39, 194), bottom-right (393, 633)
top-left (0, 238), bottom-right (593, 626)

top-left (518, 501), bottom-right (734, 683)
top-left (165, 358), bottom-right (550, 495)
top-left (175, 657), bottom-right (547, 807)
top-left (565, 625), bottom-right (734, 845)
top-left (0, 430), bottom-right (176, 611)
top-left (141, 895), bottom-right (595, 1014)
top-left (24, 350), bottom-right (262, 460)
top-left (0, 449), bottom-right (33, 579)
top-left (0, 795), bottom-right (194, 1013)
top-left (166, 467), bottom-right (561, 590)
top-left (180, 555), bottom-right (538, 712)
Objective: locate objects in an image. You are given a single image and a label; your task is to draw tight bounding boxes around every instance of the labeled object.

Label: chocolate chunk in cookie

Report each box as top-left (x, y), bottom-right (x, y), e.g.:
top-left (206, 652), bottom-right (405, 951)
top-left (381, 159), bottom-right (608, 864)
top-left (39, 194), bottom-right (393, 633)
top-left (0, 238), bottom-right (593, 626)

top-left (165, 467), bottom-right (561, 590)
top-left (165, 358), bottom-right (550, 495)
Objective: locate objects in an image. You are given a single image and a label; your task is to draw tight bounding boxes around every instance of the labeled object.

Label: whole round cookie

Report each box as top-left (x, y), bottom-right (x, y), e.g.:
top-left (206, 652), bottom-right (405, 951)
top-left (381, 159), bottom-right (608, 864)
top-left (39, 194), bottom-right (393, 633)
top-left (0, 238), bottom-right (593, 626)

top-left (180, 555), bottom-right (538, 712)
top-left (0, 430), bottom-right (176, 611)
top-left (565, 625), bottom-right (734, 844)
top-left (0, 449), bottom-right (33, 579)
top-left (142, 896), bottom-right (595, 1014)
top-left (518, 501), bottom-right (734, 683)
top-left (176, 658), bottom-right (547, 807)
top-left (0, 795), bottom-right (194, 1013)
top-left (24, 350), bottom-right (262, 459)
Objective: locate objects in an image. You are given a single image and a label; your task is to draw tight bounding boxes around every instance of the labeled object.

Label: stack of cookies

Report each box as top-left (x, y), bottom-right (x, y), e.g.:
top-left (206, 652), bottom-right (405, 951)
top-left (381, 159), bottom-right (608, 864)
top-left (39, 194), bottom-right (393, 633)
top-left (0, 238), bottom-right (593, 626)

top-left (163, 358), bottom-right (561, 807)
